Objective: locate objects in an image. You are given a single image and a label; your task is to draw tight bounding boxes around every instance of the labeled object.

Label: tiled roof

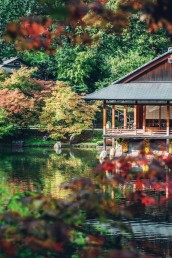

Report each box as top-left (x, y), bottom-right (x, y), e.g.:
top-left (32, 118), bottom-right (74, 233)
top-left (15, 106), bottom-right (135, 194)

top-left (0, 57), bottom-right (19, 68)
top-left (83, 82), bottom-right (172, 101)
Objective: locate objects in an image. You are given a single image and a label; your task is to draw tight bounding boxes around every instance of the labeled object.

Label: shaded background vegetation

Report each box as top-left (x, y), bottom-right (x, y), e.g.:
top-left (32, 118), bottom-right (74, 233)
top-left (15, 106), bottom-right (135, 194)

top-left (1, 1), bottom-right (172, 139)
top-left (0, 1), bottom-right (171, 93)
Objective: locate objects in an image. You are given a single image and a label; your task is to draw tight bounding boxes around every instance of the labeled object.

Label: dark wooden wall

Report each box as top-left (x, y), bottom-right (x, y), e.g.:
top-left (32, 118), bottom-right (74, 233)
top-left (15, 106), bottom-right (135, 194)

top-left (136, 106), bottom-right (143, 129)
top-left (131, 60), bottom-right (172, 82)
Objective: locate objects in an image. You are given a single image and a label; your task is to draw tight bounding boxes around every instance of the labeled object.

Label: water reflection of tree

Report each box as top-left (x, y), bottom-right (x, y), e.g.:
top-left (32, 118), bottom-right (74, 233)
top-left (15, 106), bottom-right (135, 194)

top-left (44, 149), bottom-right (98, 197)
top-left (0, 147), bottom-right (98, 196)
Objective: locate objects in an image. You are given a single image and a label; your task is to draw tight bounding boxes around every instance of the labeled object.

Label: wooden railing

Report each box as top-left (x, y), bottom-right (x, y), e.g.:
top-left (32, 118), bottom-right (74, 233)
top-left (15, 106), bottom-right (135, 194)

top-left (105, 127), bottom-right (171, 137)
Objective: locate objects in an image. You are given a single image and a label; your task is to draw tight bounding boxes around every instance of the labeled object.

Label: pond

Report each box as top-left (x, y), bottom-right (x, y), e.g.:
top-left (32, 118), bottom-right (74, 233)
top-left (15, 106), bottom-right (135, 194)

top-left (0, 146), bottom-right (172, 257)
top-left (0, 147), bottom-right (98, 197)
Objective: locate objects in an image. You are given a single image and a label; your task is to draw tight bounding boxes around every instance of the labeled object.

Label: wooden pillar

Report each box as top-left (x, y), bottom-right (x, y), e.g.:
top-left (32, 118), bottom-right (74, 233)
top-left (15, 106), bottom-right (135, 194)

top-left (143, 105), bottom-right (146, 131)
top-left (111, 105), bottom-right (115, 148)
top-left (134, 105), bottom-right (137, 128)
top-left (124, 105), bottom-right (127, 128)
top-left (103, 101), bottom-right (107, 135)
top-left (167, 105), bottom-right (170, 136)
top-left (159, 106), bottom-right (161, 130)
top-left (112, 105), bottom-right (115, 129)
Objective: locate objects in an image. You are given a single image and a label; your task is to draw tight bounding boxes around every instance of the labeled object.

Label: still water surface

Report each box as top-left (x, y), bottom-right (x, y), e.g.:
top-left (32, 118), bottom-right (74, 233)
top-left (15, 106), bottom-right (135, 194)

top-left (0, 147), bottom-right (172, 257)
top-left (0, 147), bottom-right (98, 197)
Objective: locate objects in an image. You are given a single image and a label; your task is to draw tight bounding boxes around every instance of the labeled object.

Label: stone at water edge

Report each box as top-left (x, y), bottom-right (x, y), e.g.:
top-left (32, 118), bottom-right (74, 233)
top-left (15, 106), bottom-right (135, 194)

top-left (54, 141), bottom-right (62, 151)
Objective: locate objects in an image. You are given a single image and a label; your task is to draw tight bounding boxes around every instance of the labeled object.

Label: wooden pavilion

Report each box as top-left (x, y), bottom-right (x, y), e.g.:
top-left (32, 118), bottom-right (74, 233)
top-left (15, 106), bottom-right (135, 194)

top-left (84, 48), bottom-right (172, 148)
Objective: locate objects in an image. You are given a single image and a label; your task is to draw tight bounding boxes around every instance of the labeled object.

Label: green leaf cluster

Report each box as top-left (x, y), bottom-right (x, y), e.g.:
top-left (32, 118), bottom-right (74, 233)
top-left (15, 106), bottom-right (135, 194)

top-left (0, 109), bottom-right (16, 139)
top-left (0, 0), bottom-right (41, 62)
top-left (40, 81), bottom-right (100, 139)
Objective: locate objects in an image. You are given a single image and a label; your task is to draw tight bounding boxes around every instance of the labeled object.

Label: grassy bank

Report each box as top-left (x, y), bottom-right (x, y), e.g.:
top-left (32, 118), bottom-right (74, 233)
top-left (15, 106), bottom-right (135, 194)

top-left (0, 129), bottom-right (103, 148)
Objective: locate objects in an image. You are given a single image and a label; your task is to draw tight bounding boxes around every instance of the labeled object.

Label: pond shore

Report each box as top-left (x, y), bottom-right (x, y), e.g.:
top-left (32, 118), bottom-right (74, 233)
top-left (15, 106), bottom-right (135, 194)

top-left (0, 141), bottom-right (99, 149)
top-left (0, 129), bottom-right (103, 149)
top-left (24, 143), bottom-right (98, 148)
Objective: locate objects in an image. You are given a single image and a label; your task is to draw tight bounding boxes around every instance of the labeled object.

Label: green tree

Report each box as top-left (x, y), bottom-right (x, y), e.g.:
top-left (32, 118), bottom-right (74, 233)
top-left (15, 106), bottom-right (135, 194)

top-left (20, 51), bottom-right (58, 80)
top-left (55, 44), bottom-right (109, 93)
top-left (40, 81), bottom-right (100, 139)
top-left (0, 0), bottom-right (41, 62)
top-left (0, 68), bottom-right (9, 82)
top-left (94, 14), bottom-right (171, 88)
top-left (0, 109), bottom-right (16, 138)
top-left (0, 67), bottom-right (47, 128)
top-left (55, 15), bottom-right (171, 92)
top-left (1, 67), bottom-right (39, 94)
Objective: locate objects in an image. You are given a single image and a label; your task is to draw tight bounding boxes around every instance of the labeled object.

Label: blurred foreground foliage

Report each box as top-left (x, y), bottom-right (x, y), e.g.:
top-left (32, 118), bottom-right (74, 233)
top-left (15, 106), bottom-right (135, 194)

top-left (4, 0), bottom-right (172, 52)
top-left (0, 147), bottom-right (172, 257)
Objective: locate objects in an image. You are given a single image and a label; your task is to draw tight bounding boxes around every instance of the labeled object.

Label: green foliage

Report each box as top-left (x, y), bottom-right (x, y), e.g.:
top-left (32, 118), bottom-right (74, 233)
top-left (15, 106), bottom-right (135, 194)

top-left (1, 67), bottom-right (39, 94)
top-left (0, 69), bottom-right (9, 82)
top-left (40, 81), bottom-right (100, 139)
top-left (94, 14), bottom-right (171, 87)
top-left (0, 0), bottom-right (41, 62)
top-left (21, 51), bottom-right (57, 80)
top-left (109, 50), bottom-right (153, 82)
top-left (55, 44), bottom-right (108, 93)
top-left (53, 14), bottom-right (171, 93)
top-left (0, 109), bottom-right (16, 139)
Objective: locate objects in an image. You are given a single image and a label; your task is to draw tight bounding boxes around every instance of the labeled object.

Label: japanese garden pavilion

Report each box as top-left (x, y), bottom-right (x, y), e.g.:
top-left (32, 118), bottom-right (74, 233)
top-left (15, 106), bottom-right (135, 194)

top-left (84, 48), bottom-right (172, 142)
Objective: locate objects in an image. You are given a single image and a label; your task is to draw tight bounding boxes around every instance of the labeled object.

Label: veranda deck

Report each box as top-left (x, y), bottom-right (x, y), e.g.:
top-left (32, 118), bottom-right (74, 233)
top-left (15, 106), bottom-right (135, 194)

top-left (105, 127), bottom-right (172, 139)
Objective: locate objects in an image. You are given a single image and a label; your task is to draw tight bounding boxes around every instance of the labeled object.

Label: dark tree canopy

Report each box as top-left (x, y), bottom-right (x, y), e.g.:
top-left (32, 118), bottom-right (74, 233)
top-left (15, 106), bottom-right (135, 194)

top-left (0, 0), bottom-right (42, 61)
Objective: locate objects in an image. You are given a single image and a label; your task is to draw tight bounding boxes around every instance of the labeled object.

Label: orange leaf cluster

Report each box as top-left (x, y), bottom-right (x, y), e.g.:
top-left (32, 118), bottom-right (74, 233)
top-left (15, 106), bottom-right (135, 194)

top-left (0, 88), bottom-right (35, 113)
top-left (5, 17), bottom-right (64, 53)
top-left (0, 67), bottom-right (55, 127)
